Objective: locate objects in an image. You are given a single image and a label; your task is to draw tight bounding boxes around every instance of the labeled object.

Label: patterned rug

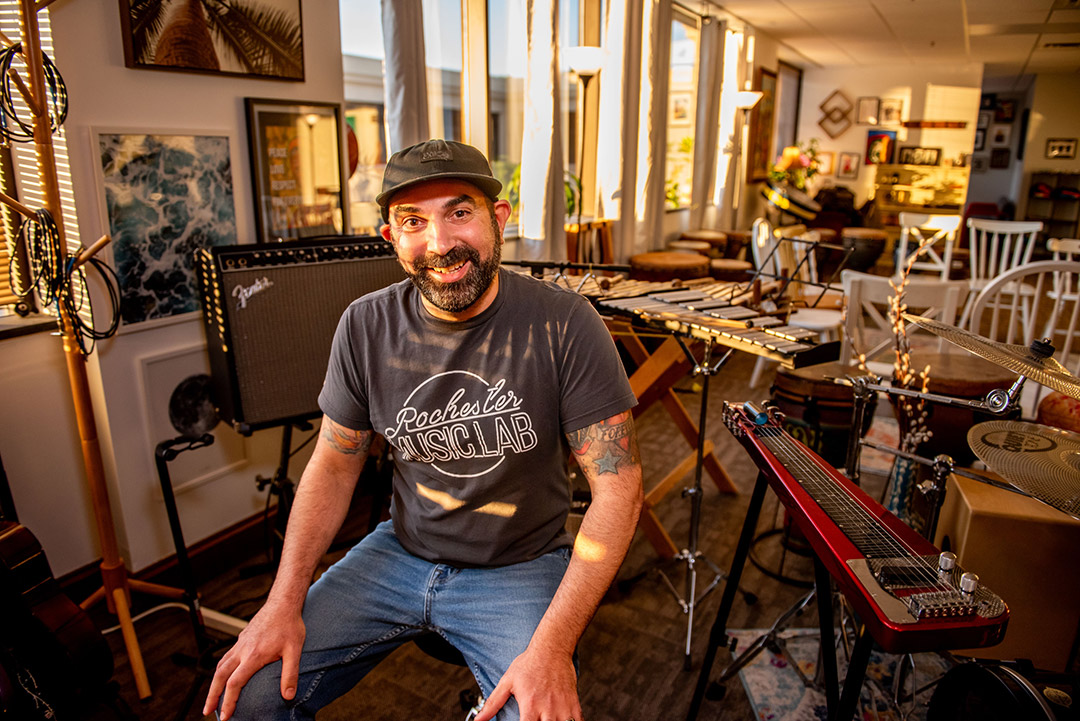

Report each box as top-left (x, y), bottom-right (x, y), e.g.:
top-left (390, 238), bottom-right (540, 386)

top-left (729, 628), bottom-right (952, 721)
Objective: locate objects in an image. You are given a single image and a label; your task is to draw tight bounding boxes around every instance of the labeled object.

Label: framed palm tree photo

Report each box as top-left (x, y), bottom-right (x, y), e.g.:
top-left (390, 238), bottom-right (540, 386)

top-left (119, 0), bottom-right (304, 81)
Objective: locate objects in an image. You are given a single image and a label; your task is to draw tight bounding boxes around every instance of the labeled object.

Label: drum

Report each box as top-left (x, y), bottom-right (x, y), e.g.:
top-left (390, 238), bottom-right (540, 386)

top-left (628, 251), bottom-right (709, 281)
top-left (927, 661), bottom-right (1077, 721)
top-left (770, 361), bottom-right (875, 470)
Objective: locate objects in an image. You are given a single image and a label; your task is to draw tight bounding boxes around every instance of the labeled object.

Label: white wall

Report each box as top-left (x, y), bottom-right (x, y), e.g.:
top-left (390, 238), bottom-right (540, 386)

top-left (796, 63), bottom-right (984, 208)
top-left (1, 0), bottom-right (343, 575)
top-left (1018, 73), bottom-right (1080, 220)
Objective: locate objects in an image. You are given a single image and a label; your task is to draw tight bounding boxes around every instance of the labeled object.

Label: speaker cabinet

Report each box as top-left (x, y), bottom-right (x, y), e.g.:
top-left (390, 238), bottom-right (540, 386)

top-left (196, 237), bottom-right (405, 433)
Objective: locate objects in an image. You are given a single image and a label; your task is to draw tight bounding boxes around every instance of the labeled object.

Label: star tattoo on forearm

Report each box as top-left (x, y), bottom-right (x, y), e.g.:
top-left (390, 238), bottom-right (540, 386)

top-left (567, 413), bottom-right (640, 476)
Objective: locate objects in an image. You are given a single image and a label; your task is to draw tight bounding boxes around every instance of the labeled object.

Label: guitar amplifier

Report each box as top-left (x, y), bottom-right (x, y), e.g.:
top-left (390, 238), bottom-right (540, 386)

top-left (196, 237), bottom-right (405, 433)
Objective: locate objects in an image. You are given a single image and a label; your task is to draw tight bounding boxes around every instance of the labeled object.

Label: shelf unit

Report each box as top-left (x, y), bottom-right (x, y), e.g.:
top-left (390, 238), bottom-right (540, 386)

top-left (1025, 171), bottom-right (1080, 241)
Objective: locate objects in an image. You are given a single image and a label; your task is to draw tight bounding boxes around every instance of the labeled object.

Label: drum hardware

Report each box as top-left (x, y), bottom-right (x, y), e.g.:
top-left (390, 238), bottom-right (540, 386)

top-left (653, 334), bottom-right (756, 671)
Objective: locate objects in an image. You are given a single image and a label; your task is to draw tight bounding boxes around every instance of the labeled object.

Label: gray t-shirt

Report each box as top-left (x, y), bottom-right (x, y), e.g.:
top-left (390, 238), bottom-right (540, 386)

top-left (319, 268), bottom-right (637, 567)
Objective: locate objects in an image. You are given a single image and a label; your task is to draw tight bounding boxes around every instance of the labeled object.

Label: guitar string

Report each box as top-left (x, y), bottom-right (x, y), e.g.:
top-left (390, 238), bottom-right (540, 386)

top-left (749, 424), bottom-right (956, 596)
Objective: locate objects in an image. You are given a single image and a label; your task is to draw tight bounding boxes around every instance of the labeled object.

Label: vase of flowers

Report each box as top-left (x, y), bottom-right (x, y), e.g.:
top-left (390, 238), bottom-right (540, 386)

top-left (768, 139), bottom-right (822, 192)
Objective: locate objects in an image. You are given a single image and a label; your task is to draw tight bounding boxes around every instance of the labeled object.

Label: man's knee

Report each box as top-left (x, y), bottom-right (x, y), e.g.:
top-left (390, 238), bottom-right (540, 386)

top-left (229, 662), bottom-right (295, 720)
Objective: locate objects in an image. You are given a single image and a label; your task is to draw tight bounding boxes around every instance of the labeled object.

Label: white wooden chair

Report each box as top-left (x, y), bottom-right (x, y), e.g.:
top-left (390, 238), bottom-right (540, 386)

top-left (895, 212), bottom-right (961, 280)
top-left (749, 218), bottom-right (844, 386)
top-left (840, 270), bottom-right (967, 378)
top-left (959, 218), bottom-right (1043, 327)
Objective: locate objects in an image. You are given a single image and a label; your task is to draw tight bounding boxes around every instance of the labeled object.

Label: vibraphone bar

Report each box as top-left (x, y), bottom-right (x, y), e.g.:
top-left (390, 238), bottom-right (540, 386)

top-left (595, 286), bottom-right (840, 369)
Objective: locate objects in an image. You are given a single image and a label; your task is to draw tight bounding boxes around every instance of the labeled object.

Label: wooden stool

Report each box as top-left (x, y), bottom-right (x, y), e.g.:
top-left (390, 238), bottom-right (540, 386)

top-left (629, 251), bottom-right (709, 281)
top-left (668, 239), bottom-right (712, 254)
top-left (715, 230), bottom-right (751, 260)
top-left (709, 258), bottom-right (753, 282)
top-left (678, 229), bottom-right (728, 257)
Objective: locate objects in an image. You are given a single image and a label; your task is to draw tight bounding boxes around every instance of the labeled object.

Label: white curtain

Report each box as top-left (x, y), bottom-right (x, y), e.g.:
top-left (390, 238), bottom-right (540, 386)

top-left (381, 0), bottom-right (429, 152)
top-left (690, 17), bottom-right (725, 230)
top-left (595, 0), bottom-right (643, 261)
top-left (518, 0), bottom-right (565, 255)
top-left (632, 0), bottom-right (671, 255)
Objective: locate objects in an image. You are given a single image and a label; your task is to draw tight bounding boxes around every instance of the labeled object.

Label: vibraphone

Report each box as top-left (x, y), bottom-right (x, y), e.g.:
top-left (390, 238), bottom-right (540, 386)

top-left (551, 273), bottom-right (840, 368)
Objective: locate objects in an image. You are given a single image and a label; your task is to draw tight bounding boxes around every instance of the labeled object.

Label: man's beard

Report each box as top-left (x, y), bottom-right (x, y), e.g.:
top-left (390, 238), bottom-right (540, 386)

top-left (404, 238), bottom-right (502, 314)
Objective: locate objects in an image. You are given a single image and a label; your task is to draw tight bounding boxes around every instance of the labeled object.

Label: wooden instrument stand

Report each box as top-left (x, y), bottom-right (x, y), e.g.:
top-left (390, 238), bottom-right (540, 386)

top-left (605, 319), bottom-right (738, 558)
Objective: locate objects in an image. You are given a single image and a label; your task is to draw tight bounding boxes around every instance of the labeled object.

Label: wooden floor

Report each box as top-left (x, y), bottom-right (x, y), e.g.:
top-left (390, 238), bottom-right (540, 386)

top-left (85, 351), bottom-right (879, 721)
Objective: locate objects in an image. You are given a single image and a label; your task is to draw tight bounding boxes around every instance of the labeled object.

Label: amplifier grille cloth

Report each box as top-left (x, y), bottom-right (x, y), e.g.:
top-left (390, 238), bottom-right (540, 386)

top-left (218, 257), bottom-right (403, 426)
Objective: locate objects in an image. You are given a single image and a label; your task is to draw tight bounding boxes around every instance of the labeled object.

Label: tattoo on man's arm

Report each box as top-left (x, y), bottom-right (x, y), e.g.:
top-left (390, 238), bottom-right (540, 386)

top-left (568, 415), bottom-right (640, 476)
top-left (321, 421), bottom-right (373, 456)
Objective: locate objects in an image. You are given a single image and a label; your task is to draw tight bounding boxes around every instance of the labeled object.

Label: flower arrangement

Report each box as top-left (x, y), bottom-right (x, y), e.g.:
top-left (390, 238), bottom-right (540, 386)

top-left (767, 139), bottom-right (821, 191)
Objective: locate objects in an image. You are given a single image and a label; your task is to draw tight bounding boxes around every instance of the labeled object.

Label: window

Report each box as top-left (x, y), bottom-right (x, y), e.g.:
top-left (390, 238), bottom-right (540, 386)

top-left (487, 0), bottom-right (527, 224)
top-left (772, 61), bottom-right (802, 157)
top-left (340, 0), bottom-right (387, 235)
top-left (665, 10), bottom-right (699, 210)
top-left (422, 0), bottom-right (463, 141)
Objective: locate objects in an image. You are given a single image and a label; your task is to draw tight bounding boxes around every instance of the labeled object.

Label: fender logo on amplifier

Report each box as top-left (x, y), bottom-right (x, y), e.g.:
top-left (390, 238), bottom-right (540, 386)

top-left (231, 276), bottom-right (274, 309)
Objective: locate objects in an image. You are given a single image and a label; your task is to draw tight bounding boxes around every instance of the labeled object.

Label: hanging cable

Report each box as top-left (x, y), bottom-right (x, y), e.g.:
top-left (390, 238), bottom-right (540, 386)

top-left (0, 42), bottom-right (68, 143)
top-left (13, 208), bottom-right (121, 355)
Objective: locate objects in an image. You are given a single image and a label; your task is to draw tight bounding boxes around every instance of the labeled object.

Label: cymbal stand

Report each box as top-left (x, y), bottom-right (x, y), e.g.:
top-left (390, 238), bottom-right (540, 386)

top-left (655, 335), bottom-right (737, 671)
top-left (836, 373), bottom-right (1026, 489)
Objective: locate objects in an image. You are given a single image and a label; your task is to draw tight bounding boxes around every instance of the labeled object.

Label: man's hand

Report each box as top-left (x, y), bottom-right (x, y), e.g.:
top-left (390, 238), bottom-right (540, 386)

top-left (473, 644), bottom-right (581, 721)
top-left (202, 600), bottom-right (306, 720)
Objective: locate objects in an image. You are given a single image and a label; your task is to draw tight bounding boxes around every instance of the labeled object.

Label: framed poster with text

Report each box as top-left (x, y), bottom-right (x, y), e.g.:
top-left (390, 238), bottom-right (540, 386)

top-left (245, 98), bottom-right (347, 243)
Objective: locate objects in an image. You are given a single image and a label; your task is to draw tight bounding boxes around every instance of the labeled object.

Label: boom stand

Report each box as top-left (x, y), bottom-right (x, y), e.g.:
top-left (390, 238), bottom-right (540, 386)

top-left (655, 336), bottom-right (737, 671)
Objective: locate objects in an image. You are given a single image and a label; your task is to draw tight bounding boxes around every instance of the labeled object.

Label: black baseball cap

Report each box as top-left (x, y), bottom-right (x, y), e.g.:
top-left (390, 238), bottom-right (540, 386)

top-left (376, 139), bottom-right (503, 221)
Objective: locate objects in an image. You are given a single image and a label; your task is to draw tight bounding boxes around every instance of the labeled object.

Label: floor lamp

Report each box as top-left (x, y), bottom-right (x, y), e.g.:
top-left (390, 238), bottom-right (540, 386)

top-left (565, 45), bottom-right (603, 262)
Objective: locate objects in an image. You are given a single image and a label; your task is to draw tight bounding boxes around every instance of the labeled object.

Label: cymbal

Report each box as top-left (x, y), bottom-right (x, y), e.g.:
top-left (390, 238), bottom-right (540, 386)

top-left (902, 313), bottom-right (1080, 401)
top-left (968, 420), bottom-right (1080, 520)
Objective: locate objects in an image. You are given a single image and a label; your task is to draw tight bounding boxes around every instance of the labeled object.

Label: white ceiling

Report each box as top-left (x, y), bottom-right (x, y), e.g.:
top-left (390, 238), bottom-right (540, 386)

top-left (710, 0), bottom-right (1080, 84)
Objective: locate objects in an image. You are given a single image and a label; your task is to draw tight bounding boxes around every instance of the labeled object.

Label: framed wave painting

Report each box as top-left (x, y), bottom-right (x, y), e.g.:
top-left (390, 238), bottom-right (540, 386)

top-left (97, 132), bottom-right (237, 326)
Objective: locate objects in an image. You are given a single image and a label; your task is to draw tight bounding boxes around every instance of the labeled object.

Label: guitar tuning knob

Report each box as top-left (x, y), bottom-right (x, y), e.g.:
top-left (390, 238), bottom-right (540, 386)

top-left (960, 572), bottom-right (979, 597)
top-left (938, 551), bottom-right (956, 572)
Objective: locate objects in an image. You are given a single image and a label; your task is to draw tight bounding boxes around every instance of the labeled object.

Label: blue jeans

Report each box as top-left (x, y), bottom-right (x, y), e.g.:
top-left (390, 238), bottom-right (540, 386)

top-left (231, 521), bottom-right (572, 720)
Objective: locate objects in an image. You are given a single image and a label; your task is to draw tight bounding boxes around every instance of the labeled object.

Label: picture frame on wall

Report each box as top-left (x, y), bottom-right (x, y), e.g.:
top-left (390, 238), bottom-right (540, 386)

top-left (856, 96), bottom-right (880, 125)
top-left (118, 0), bottom-right (304, 81)
top-left (669, 92), bottom-right (693, 127)
top-left (991, 124), bottom-right (1012, 147)
top-left (994, 99), bottom-right (1017, 124)
top-left (990, 147), bottom-right (1011, 169)
top-left (865, 129), bottom-right (897, 165)
top-left (880, 98), bottom-right (903, 124)
top-left (94, 129), bottom-right (238, 327)
top-left (977, 110), bottom-right (992, 130)
top-left (747, 67), bottom-right (778, 183)
top-left (837, 151), bottom-right (860, 180)
top-left (971, 155), bottom-right (988, 173)
top-left (897, 146), bottom-right (941, 166)
top-left (1046, 138), bottom-right (1077, 160)
top-left (816, 151), bottom-right (836, 176)
top-left (974, 129), bottom-right (986, 151)
top-left (245, 98), bottom-right (348, 244)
